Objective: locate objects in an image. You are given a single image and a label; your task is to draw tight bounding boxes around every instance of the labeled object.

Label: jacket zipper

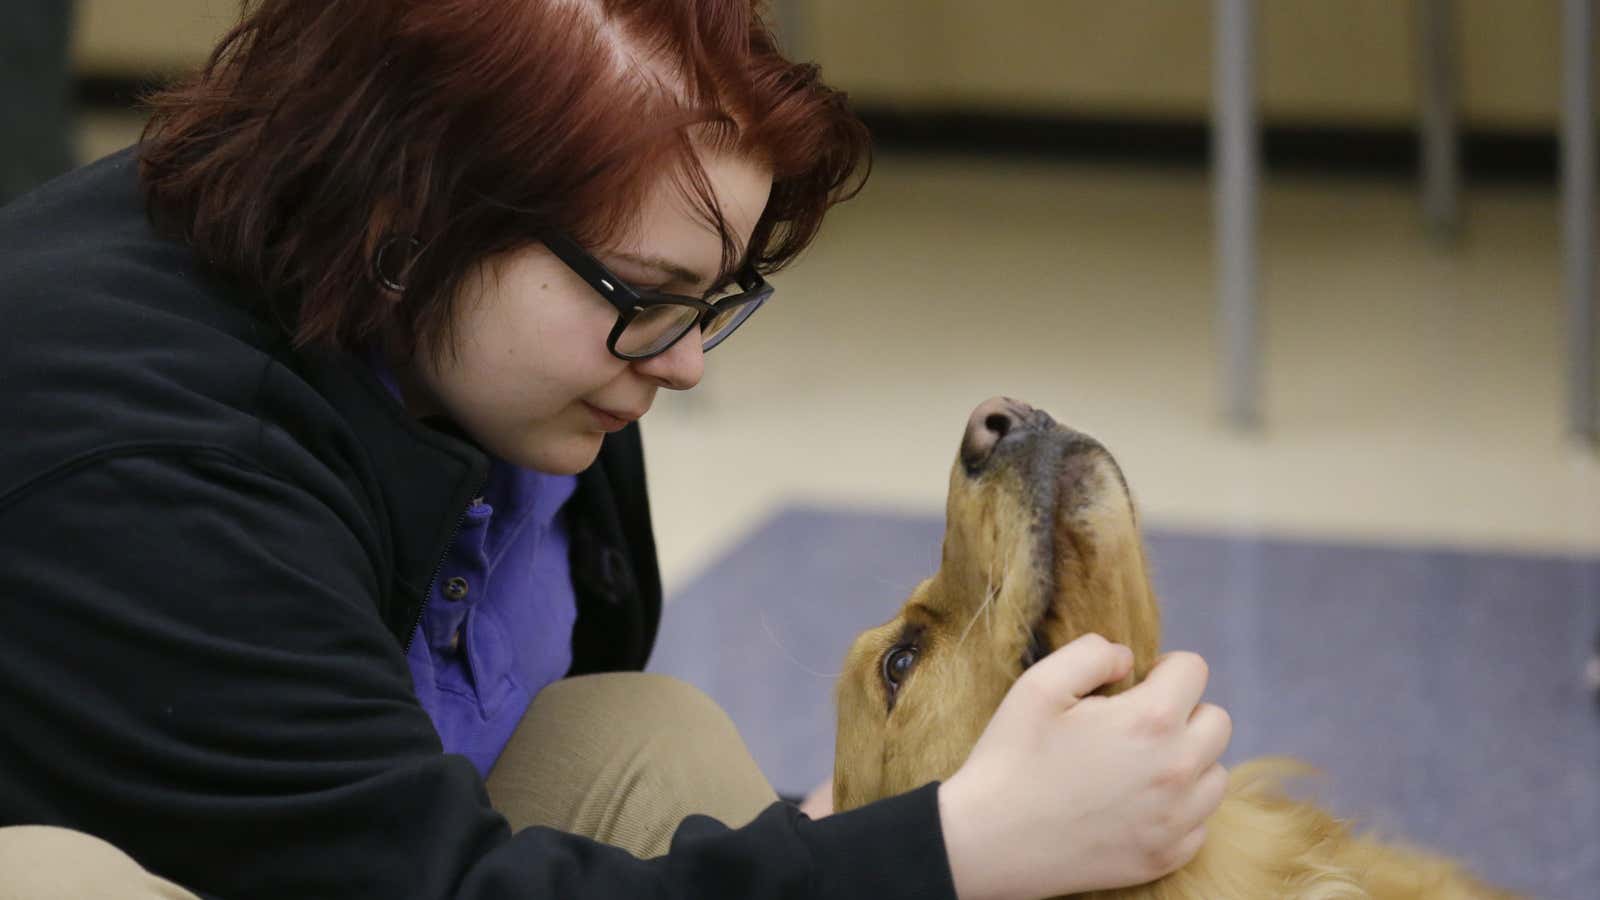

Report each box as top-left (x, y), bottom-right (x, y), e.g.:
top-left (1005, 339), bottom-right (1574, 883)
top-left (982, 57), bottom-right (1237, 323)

top-left (402, 480), bottom-right (487, 654)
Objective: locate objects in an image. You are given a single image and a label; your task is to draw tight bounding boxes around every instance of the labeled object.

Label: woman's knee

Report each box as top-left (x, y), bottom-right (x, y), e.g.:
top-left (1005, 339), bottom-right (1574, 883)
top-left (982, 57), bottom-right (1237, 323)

top-left (486, 672), bottom-right (777, 857)
top-left (510, 672), bottom-right (763, 790)
top-left (538, 672), bottom-right (744, 745)
top-left (0, 826), bottom-right (200, 900)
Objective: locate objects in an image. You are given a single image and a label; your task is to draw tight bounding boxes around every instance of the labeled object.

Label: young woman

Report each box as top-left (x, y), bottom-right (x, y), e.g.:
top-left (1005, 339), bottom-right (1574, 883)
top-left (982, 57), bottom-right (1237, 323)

top-left (0, 2), bottom-right (1232, 898)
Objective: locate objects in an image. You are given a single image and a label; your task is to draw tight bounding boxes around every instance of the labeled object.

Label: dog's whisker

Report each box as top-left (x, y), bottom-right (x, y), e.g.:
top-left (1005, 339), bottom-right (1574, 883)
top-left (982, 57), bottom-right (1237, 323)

top-left (989, 541), bottom-right (1019, 642)
top-left (970, 578), bottom-right (993, 646)
top-left (959, 575), bottom-right (1001, 648)
top-left (758, 608), bottom-right (841, 679)
top-left (956, 589), bottom-right (986, 647)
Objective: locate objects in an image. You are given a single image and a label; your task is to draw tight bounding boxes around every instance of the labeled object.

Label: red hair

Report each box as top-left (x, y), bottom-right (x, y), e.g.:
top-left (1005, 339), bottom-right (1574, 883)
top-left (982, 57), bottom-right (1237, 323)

top-left (139, 0), bottom-right (870, 357)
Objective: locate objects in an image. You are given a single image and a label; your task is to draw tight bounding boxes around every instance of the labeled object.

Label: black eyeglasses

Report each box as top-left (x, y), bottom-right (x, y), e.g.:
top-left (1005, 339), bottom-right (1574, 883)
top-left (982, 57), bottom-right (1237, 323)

top-left (542, 231), bottom-right (773, 361)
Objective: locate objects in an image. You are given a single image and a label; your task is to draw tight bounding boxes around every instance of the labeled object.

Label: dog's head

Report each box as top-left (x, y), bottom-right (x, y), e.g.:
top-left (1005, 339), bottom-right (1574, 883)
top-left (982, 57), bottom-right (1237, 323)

top-left (833, 397), bottom-right (1162, 811)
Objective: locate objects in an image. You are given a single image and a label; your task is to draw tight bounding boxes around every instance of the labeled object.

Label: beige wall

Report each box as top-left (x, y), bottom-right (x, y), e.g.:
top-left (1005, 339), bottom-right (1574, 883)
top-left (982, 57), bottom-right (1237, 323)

top-left (72, 0), bottom-right (234, 75)
top-left (75, 0), bottom-right (1590, 130)
top-left (809, 0), bottom-right (1584, 130)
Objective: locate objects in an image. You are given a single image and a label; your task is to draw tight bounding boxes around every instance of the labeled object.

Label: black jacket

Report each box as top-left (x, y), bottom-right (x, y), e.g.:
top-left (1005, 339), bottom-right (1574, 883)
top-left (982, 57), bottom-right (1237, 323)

top-left (0, 149), bottom-right (955, 900)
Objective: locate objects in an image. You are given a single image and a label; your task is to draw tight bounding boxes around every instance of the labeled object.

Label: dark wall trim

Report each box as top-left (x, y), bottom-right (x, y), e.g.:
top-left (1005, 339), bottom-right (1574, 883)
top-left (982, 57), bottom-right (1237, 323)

top-left (76, 75), bottom-right (1561, 183)
top-left (856, 107), bottom-right (1557, 183)
top-left (77, 74), bottom-right (174, 110)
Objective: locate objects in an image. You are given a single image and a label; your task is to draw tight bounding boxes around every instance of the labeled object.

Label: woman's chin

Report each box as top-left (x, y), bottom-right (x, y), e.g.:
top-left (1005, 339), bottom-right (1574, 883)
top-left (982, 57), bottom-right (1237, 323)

top-left (509, 430), bottom-right (605, 476)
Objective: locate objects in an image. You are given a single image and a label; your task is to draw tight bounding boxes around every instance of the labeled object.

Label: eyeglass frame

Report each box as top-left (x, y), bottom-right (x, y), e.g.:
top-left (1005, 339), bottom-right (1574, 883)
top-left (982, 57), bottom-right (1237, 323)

top-left (541, 230), bottom-right (774, 361)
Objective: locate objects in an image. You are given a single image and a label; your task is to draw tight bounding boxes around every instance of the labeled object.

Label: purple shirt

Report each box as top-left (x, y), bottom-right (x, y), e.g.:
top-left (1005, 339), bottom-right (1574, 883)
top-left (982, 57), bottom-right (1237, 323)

top-left (368, 352), bottom-right (578, 776)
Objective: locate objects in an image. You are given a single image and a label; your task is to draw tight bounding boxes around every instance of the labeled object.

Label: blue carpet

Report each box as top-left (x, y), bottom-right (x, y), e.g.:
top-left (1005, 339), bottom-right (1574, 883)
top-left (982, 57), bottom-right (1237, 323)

top-left (649, 505), bottom-right (1600, 899)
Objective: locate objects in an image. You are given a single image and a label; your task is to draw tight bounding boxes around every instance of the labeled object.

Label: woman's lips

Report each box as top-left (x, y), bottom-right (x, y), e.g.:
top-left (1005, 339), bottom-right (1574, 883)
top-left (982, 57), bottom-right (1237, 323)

top-left (582, 401), bottom-right (638, 433)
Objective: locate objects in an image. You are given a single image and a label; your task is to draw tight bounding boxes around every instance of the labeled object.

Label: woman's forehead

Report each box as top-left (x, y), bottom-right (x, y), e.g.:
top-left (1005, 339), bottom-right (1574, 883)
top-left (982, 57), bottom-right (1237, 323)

top-left (615, 149), bottom-right (773, 283)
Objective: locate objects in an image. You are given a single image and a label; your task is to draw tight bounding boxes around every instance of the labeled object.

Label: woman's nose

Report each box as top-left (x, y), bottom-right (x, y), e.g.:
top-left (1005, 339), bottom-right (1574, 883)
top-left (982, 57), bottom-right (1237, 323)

top-left (633, 331), bottom-right (704, 390)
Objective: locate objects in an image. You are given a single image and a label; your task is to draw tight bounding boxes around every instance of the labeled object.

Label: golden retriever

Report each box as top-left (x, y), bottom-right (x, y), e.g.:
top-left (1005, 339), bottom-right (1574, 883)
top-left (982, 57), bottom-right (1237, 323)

top-left (832, 397), bottom-right (1519, 900)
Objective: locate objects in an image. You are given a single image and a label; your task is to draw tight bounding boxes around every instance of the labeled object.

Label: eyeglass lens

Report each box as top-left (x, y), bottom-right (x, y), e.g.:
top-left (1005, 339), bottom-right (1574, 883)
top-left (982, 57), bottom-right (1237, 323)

top-left (613, 296), bottom-right (764, 359)
top-left (614, 304), bottom-right (701, 358)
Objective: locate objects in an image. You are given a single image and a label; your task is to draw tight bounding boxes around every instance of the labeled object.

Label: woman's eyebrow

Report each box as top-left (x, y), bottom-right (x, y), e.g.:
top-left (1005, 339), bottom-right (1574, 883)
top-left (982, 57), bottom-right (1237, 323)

top-left (613, 248), bottom-right (751, 292)
top-left (612, 251), bottom-right (710, 287)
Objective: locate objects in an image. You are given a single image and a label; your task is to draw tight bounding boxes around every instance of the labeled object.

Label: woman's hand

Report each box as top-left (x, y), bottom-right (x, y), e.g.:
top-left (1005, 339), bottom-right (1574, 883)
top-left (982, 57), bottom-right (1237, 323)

top-left (937, 634), bottom-right (1232, 900)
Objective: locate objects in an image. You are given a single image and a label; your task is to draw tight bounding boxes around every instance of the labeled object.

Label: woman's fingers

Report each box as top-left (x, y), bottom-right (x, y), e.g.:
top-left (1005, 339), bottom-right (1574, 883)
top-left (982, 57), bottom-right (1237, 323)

top-left (1125, 651), bottom-right (1210, 722)
top-left (1023, 634), bottom-right (1135, 709)
top-left (1170, 762), bottom-right (1230, 837)
top-left (1187, 702), bottom-right (1233, 773)
top-left (1164, 820), bottom-right (1211, 874)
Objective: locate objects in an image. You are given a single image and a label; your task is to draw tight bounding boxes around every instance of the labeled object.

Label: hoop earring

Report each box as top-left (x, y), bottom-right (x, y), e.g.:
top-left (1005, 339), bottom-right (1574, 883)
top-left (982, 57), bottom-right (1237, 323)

top-left (373, 234), bottom-right (420, 293)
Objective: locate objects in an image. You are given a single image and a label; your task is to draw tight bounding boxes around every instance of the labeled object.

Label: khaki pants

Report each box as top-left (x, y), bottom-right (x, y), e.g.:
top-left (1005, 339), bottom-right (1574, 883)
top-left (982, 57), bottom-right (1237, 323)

top-left (0, 673), bottom-right (778, 899)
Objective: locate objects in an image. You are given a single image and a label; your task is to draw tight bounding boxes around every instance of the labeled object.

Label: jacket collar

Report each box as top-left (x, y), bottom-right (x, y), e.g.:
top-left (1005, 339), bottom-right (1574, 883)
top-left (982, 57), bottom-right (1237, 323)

top-left (287, 348), bottom-right (654, 669)
top-left (295, 349), bottom-right (491, 643)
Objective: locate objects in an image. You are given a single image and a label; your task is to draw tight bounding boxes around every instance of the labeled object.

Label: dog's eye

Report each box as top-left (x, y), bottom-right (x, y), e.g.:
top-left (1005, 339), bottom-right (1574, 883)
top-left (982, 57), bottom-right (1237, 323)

top-left (882, 645), bottom-right (918, 687)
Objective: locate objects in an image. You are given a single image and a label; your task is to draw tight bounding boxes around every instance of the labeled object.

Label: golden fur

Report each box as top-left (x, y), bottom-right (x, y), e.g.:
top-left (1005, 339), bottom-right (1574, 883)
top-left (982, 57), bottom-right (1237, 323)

top-left (832, 401), bottom-right (1519, 900)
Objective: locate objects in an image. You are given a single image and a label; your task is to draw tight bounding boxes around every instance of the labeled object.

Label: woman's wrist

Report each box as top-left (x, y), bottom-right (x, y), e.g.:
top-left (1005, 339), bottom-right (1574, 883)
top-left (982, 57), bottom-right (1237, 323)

top-left (938, 776), bottom-right (1010, 900)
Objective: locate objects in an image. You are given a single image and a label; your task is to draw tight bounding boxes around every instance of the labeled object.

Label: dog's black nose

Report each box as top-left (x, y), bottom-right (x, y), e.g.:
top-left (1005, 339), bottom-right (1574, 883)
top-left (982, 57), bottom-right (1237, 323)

top-left (960, 396), bottom-right (1038, 475)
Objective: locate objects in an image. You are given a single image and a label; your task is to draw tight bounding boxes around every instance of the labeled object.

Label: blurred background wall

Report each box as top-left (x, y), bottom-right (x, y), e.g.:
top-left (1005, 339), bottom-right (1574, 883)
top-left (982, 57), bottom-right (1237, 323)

top-left (55, 1), bottom-right (1600, 179)
top-left (809, 0), bottom-right (1573, 128)
top-left (66, 0), bottom-right (1594, 127)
